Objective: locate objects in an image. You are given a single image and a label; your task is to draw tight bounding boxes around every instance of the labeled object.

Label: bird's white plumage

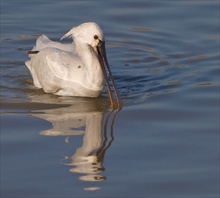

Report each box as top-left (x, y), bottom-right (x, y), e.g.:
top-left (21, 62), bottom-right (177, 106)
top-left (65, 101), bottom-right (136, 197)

top-left (25, 22), bottom-right (105, 97)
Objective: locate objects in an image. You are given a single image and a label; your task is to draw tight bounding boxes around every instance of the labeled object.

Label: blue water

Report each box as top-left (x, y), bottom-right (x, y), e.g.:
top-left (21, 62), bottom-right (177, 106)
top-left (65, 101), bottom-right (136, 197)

top-left (1, 0), bottom-right (219, 197)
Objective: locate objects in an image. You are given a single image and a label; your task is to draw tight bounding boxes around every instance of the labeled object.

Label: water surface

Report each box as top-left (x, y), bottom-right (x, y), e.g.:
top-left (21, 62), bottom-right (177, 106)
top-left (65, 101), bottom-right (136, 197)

top-left (1, 0), bottom-right (219, 197)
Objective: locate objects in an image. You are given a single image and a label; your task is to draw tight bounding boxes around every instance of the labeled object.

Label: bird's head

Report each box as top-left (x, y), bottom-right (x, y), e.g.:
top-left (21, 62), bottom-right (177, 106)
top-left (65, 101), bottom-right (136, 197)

top-left (61, 22), bottom-right (104, 48)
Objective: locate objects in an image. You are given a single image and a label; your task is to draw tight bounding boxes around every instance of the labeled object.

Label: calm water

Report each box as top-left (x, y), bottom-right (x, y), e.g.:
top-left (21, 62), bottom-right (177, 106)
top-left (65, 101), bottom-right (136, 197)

top-left (1, 0), bottom-right (219, 197)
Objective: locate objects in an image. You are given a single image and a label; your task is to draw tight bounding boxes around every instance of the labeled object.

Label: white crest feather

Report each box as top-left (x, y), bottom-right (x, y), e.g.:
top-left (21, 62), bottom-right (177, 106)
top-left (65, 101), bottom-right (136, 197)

top-left (60, 28), bottom-right (76, 41)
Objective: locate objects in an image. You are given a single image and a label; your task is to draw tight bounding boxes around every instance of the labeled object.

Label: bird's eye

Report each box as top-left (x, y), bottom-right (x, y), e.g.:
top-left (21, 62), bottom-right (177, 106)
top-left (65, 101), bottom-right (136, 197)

top-left (94, 35), bottom-right (98, 40)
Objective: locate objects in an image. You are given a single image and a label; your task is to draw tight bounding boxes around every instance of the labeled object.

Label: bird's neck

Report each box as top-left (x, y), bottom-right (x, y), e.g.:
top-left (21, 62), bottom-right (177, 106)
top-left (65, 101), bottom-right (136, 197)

top-left (74, 41), bottom-right (103, 90)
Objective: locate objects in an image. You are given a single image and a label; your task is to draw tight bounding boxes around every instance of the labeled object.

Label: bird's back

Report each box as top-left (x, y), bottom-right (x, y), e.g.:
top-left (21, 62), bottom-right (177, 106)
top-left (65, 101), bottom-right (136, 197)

top-left (34, 34), bottom-right (73, 52)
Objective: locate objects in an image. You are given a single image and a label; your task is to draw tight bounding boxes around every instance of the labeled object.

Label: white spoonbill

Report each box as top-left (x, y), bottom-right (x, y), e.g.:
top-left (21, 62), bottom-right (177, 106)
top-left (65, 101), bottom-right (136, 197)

top-left (25, 22), bottom-right (121, 109)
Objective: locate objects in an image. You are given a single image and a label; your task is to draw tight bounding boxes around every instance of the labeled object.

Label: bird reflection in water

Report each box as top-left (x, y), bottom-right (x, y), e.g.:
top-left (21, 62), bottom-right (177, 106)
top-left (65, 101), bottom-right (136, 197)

top-left (28, 93), bottom-right (120, 190)
top-left (66, 110), bottom-right (118, 183)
